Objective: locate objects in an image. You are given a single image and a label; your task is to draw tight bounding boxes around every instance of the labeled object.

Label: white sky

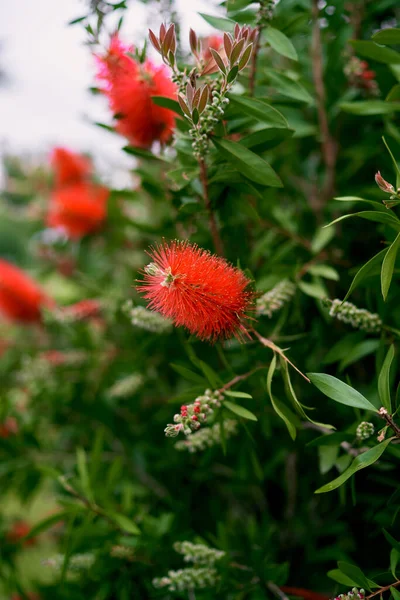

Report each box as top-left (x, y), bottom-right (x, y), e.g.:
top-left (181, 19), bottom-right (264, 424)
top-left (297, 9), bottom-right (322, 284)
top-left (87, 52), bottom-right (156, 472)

top-left (0, 0), bottom-right (219, 185)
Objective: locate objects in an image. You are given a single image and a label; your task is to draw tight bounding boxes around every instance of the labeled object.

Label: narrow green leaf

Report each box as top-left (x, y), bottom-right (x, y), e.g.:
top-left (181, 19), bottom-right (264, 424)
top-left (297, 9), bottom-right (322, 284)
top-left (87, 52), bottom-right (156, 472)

top-left (228, 94), bottom-right (289, 128)
top-left (23, 511), bottom-right (71, 540)
top-left (264, 70), bottom-right (313, 103)
top-left (381, 233), bottom-right (400, 300)
top-left (76, 448), bottom-right (94, 504)
top-left (378, 345), bottom-right (395, 412)
top-left (151, 96), bottom-right (182, 115)
top-left (264, 26), bottom-right (298, 61)
top-left (267, 356), bottom-right (297, 440)
top-left (224, 390), bottom-right (253, 399)
top-left (224, 400), bottom-right (257, 421)
top-left (340, 101), bottom-right (400, 115)
top-left (327, 569), bottom-right (359, 587)
top-left (350, 40), bottom-right (400, 64)
top-left (170, 364), bottom-right (206, 384)
top-left (315, 438), bottom-right (393, 493)
top-left (106, 511), bottom-right (140, 535)
top-left (334, 196), bottom-right (388, 212)
top-left (372, 29), bottom-right (400, 46)
top-left (308, 373), bottom-right (378, 412)
top-left (391, 549), bottom-right (400, 579)
top-left (197, 360), bottom-right (223, 388)
top-left (344, 248), bottom-right (388, 301)
top-left (383, 529), bottom-right (400, 553)
top-left (339, 339), bottom-right (380, 372)
top-left (337, 562), bottom-right (373, 591)
top-left (325, 211), bottom-right (400, 231)
top-left (198, 13), bottom-right (235, 32)
top-left (212, 138), bottom-right (283, 187)
top-left (308, 264), bottom-right (339, 281)
top-left (391, 587), bottom-right (400, 600)
top-left (383, 136), bottom-right (400, 189)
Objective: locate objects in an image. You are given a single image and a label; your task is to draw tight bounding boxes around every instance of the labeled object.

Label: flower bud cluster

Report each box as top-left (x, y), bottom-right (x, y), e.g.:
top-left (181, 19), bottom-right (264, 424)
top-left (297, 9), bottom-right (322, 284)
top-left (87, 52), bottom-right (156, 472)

top-left (344, 56), bottom-right (379, 97)
top-left (256, 280), bottom-right (296, 317)
top-left (356, 421), bottom-right (375, 441)
top-left (328, 299), bottom-right (382, 333)
top-left (123, 301), bottom-right (172, 334)
top-left (175, 419), bottom-right (238, 452)
top-left (174, 541), bottom-right (225, 565)
top-left (43, 552), bottom-right (95, 580)
top-left (164, 389), bottom-right (223, 437)
top-left (333, 588), bottom-right (365, 600)
top-left (153, 567), bottom-right (219, 592)
top-left (107, 373), bottom-right (143, 399)
top-left (375, 172), bottom-right (400, 208)
top-left (257, 0), bottom-right (278, 26)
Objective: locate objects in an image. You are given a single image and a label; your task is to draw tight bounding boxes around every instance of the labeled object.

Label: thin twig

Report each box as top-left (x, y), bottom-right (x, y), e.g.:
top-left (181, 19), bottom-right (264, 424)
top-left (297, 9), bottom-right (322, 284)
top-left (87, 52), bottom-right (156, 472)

top-left (379, 408), bottom-right (400, 438)
top-left (249, 26), bottom-right (261, 96)
top-left (251, 328), bottom-right (310, 382)
top-left (267, 581), bottom-right (290, 600)
top-left (367, 580), bottom-right (400, 599)
top-left (198, 158), bottom-right (224, 256)
top-left (311, 0), bottom-right (337, 209)
top-left (219, 366), bottom-right (267, 393)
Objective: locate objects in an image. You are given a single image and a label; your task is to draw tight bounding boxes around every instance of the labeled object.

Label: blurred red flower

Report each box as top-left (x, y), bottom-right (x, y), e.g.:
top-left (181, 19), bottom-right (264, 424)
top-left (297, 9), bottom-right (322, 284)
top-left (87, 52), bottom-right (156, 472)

top-left (63, 299), bottom-right (102, 321)
top-left (47, 182), bottom-right (109, 239)
top-left (0, 416), bottom-right (18, 438)
top-left (11, 594), bottom-right (39, 600)
top-left (96, 34), bottom-right (177, 148)
top-left (6, 520), bottom-right (36, 547)
top-left (201, 34), bottom-right (224, 62)
top-left (51, 147), bottom-right (92, 187)
top-left (138, 241), bottom-right (253, 341)
top-left (0, 260), bottom-right (54, 323)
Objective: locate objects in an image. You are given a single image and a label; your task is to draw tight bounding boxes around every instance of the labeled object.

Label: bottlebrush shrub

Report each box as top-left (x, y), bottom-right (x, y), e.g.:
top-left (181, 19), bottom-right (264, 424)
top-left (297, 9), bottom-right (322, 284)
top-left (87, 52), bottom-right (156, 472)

top-left (2, 0), bottom-right (400, 599)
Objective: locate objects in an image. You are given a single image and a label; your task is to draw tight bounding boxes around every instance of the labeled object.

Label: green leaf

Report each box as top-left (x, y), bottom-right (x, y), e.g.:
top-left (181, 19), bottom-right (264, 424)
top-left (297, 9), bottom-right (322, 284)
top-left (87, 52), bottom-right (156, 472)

top-left (106, 511), bottom-right (140, 535)
top-left (228, 95), bottom-right (289, 128)
top-left (327, 569), bottom-right (359, 587)
top-left (227, 65), bottom-right (239, 83)
top-left (340, 101), bottom-right (400, 115)
top-left (373, 28), bottom-right (400, 45)
top-left (379, 345), bottom-right (395, 412)
top-left (122, 145), bottom-right (166, 161)
top-left (315, 438), bottom-right (393, 493)
top-left (264, 26), bottom-right (298, 61)
top-left (339, 339), bottom-right (380, 372)
top-left (76, 447), bottom-right (94, 504)
top-left (308, 373), bottom-right (378, 412)
top-left (391, 587), bottom-right (400, 600)
top-left (264, 70), bottom-right (313, 103)
top-left (310, 227), bottom-right (335, 254)
top-left (350, 40), bottom-right (400, 64)
top-left (224, 390), bottom-right (253, 399)
top-left (199, 13), bottom-right (235, 32)
top-left (337, 562), bottom-right (373, 591)
top-left (197, 360), bottom-right (223, 388)
top-left (170, 364), bottom-right (206, 384)
top-left (224, 400), bottom-right (257, 421)
top-left (381, 232), bottom-right (400, 300)
top-left (22, 511), bottom-right (71, 540)
top-left (212, 138), bottom-right (283, 187)
top-left (334, 196), bottom-right (388, 212)
top-left (383, 529), bottom-right (400, 553)
top-left (240, 127), bottom-right (294, 151)
top-left (390, 549), bottom-right (399, 579)
top-left (267, 355), bottom-right (297, 440)
top-left (344, 248), bottom-right (388, 301)
top-left (383, 136), bottom-right (400, 189)
top-left (308, 264), bottom-right (339, 281)
top-left (298, 280), bottom-right (327, 299)
top-left (325, 210), bottom-right (400, 231)
top-left (319, 445), bottom-right (338, 474)
top-left (151, 96), bottom-right (183, 115)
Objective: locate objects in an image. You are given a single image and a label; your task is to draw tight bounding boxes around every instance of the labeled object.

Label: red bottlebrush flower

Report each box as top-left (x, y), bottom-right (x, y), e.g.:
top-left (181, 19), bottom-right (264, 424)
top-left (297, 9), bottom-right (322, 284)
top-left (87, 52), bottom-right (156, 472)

top-left (6, 521), bottom-right (36, 547)
top-left (51, 147), bottom-right (92, 187)
top-left (201, 35), bottom-right (224, 62)
top-left (40, 350), bottom-right (68, 366)
top-left (0, 260), bottom-right (54, 323)
top-left (47, 182), bottom-right (109, 239)
top-left (0, 416), bottom-right (18, 439)
top-left (95, 34), bottom-right (177, 148)
top-left (137, 241), bottom-right (253, 342)
top-left (63, 299), bottom-right (102, 321)
top-left (361, 69), bottom-right (376, 80)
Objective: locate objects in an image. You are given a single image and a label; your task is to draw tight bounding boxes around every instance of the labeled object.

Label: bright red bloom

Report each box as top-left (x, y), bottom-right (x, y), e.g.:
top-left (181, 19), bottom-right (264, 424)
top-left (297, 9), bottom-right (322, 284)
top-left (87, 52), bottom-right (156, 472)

top-left (6, 521), bottom-right (36, 547)
top-left (51, 147), bottom-right (92, 187)
top-left (0, 260), bottom-right (54, 323)
top-left (96, 34), bottom-right (177, 148)
top-left (47, 182), bottom-right (109, 239)
top-left (0, 416), bottom-right (18, 438)
top-left (137, 241), bottom-right (253, 341)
